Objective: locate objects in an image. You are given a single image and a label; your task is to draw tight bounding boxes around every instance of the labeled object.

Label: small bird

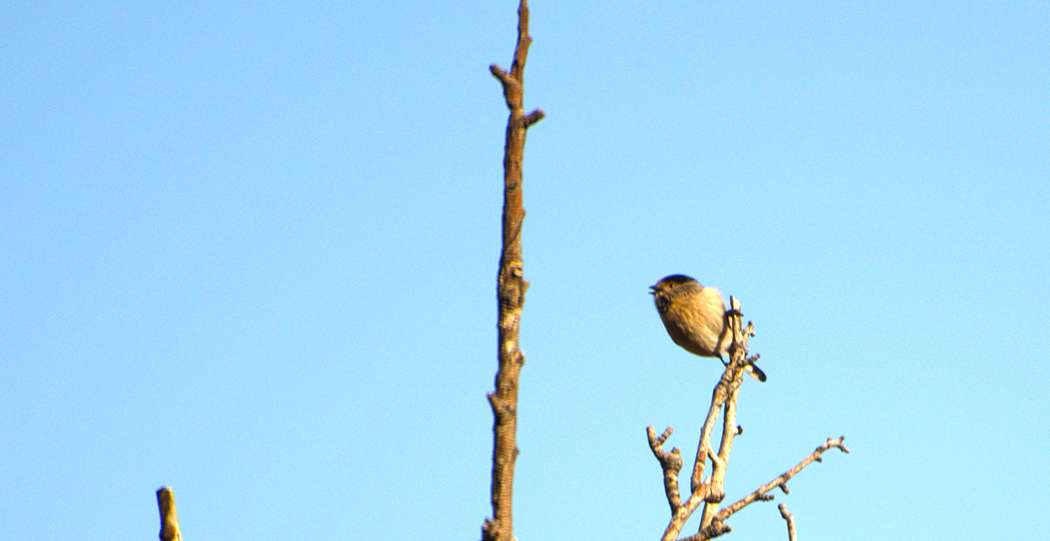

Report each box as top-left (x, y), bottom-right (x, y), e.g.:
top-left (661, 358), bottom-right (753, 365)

top-left (650, 274), bottom-right (766, 381)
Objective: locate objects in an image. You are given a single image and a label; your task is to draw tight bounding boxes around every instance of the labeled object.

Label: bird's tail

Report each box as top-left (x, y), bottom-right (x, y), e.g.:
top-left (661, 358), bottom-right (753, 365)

top-left (745, 363), bottom-right (767, 382)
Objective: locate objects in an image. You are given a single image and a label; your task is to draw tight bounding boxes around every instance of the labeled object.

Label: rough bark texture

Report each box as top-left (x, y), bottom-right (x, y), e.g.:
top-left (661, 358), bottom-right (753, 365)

top-left (778, 504), bottom-right (798, 541)
top-left (482, 2), bottom-right (544, 541)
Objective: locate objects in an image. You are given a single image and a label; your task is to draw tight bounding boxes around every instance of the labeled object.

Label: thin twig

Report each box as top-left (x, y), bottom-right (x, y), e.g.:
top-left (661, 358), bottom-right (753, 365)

top-left (714, 437), bottom-right (850, 523)
top-left (779, 504), bottom-right (797, 541)
top-left (648, 426), bottom-right (684, 513)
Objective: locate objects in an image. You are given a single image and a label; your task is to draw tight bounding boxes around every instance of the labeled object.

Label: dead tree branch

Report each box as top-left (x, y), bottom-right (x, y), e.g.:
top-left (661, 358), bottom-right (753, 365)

top-left (653, 298), bottom-right (753, 541)
top-left (482, 2), bottom-right (544, 541)
top-left (156, 486), bottom-right (183, 541)
top-left (713, 436), bottom-right (850, 524)
top-left (778, 504), bottom-right (797, 541)
top-left (647, 426), bottom-right (684, 512)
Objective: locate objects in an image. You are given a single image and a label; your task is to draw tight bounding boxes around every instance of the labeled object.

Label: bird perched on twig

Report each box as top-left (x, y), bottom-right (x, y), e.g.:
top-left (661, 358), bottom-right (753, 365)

top-left (650, 274), bottom-right (766, 382)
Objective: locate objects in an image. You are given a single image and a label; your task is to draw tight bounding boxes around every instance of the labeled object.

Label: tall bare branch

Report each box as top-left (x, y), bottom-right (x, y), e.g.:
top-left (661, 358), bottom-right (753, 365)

top-left (482, 2), bottom-right (544, 541)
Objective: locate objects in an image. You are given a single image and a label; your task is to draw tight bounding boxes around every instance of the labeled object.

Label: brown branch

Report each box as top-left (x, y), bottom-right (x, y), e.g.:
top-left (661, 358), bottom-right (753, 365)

top-left (156, 487), bottom-right (182, 541)
top-left (688, 521), bottom-right (732, 541)
top-left (657, 300), bottom-right (751, 541)
top-left (779, 504), bottom-right (797, 541)
top-left (482, 2), bottom-right (543, 541)
top-left (648, 426), bottom-right (684, 513)
top-left (688, 366), bottom-right (735, 495)
top-left (688, 299), bottom-right (753, 496)
top-left (714, 437), bottom-right (850, 524)
top-left (697, 298), bottom-right (749, 533)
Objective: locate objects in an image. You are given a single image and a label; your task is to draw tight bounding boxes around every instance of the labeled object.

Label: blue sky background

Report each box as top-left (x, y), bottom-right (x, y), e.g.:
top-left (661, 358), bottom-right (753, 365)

top-left (2, 1), bottom-right (1048, 540)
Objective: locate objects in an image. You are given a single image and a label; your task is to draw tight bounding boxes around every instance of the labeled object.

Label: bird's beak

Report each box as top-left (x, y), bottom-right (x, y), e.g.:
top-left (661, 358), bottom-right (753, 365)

top-left (648, 285), bottom-right (657, 295)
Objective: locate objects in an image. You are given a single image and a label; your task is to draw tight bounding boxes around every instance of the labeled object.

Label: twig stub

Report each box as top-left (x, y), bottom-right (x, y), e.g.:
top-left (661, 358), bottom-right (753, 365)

top-left (156, 486), bottom-right (182, 541)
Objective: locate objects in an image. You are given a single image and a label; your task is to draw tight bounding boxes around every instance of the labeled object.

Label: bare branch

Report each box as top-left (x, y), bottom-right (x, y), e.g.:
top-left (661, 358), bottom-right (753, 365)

top-left (483, 2), bottom-right (543, 541)
top-left (489, 64), bottom-right (519, 90)
top-left (685, 521), bottom-right (731, 541)
top-left (714, 437), bottom-right (850, 523)
top-left (648, 426), bottom-right (684, 513)
top-left (656, 300), bottom-right (751, 541)
top-left (779, 504), bottom-right (797, 541)
top-left (156, 487), bottom-right (182, 541)
top-left (697, 297), bottom-right (749, 532)
top-left (523, 109), bottom-right (546, 127)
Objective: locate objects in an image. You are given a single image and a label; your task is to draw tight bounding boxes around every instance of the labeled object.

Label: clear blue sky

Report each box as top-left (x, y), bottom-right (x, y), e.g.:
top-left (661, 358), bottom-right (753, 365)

top-left (3, 1), bottom-right (1048, 539)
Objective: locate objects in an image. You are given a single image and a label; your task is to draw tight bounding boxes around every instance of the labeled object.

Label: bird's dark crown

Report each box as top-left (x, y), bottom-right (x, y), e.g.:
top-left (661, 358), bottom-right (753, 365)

top-left (659, 274), bottom-right (697, 285)
top-left (650, 274), bottom-right (700, 294)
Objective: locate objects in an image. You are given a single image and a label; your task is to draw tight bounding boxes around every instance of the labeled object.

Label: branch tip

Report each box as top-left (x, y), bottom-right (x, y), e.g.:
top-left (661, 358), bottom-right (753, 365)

top-left (779, 504), bottom-right (798, 541)
top-left (156, 486), bottom-right (182, 541)
top-left (524, 109), bottom-right (545, 127)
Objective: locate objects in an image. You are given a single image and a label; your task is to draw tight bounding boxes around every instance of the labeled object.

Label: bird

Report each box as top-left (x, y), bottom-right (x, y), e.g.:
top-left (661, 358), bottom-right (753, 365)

top-left (650, 274), bottom-right (766, 382)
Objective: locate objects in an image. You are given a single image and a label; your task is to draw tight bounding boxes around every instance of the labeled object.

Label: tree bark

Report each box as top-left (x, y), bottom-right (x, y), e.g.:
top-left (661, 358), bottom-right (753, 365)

top-left (482, 2), bottom-right (544, 541)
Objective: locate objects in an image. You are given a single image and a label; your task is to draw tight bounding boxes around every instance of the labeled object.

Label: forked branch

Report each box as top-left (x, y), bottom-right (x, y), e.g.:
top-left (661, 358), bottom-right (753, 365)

top-left (650, 298), bottom-right (848, 541)
top-left (779, 504), bottom-right (797, 541)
